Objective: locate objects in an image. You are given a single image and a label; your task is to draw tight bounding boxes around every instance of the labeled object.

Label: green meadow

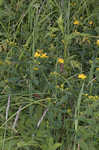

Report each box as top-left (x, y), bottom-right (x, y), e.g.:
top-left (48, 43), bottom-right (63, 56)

top-left (0, 0), bottom-right (99, 150)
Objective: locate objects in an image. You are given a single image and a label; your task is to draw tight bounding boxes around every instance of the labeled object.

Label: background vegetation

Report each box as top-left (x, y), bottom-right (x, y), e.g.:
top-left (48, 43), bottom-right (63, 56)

top-left (0, 0), bottom-right (99, 150)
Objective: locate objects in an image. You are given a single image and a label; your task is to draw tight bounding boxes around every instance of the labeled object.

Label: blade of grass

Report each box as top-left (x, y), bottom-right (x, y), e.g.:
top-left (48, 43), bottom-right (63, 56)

top-left (74, 82), bottom-right (84, 150)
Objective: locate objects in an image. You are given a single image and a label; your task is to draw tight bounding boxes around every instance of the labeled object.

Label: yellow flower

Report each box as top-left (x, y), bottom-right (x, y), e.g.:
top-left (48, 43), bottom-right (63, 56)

top-left (34, 52), bottom-right (40, 58)
top-left (58, 58), bottom-right (64, 64)
top-left (33, 67), bottom-right (39, 71)
top-left (88, 95), bottom-right (99, 101)
top-left (78, 74), bottom-right (87, 80)
top-left (50, 71), bottom-right (58, 76)
top-left (61, 40), bottom-right (64, 44)
top-left (67, 109), bottom-right (71, 113)
top-left (96, 40), bottom-right (99, 46)
top-left (34, 49), bottom-right (48, 58)
top-left (40, 53), bottom-right (48, 58)
top-left (96, 68), bottom-right (99, 71)
top-left (89, 21), bottom-right (93, 25)
top-left (89, 60), bottom-right (93, 64)
top-left (83, 93), bottom-right (88, 96)
top-left (73, 20), bottom-right (80, 25)
top-left (60, 84), bottom-right (64, 89)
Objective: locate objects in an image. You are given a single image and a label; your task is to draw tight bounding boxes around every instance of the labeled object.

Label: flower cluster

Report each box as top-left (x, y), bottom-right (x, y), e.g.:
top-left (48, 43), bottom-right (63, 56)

top-left (73, 20), bottom-right (80, 25)
top-left (34, 49), bottom-right (48, 58)
top-left (78, 73), bottom-right (87, 80)
top-left (58, 58), bottom-right (64, 64)
top-left (83, 94), bottom-right (99, 101)
top-left (88, 95), bottom-right (99, 101)
top-left (89, 21), bottom-right (93, 25)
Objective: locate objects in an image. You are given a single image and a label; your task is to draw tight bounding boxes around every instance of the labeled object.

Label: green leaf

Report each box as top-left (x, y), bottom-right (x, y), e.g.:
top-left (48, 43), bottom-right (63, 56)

top-left (79, 140), bottom-right (89, 150)
top-left (51, 143), bottom-right (62, 150)
top-left (57, 15), bottom-right (64, 33)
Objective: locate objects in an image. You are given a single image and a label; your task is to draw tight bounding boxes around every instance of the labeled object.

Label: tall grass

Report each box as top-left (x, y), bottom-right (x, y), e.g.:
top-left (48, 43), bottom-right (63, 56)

top-left (0, 0), bottom-right (99, 150)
